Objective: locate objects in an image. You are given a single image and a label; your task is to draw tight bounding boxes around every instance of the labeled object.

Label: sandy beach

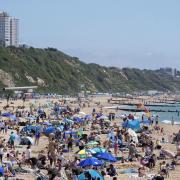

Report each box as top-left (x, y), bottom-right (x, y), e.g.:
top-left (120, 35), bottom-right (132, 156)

top-left (0, 95), bottom-right (179, 180)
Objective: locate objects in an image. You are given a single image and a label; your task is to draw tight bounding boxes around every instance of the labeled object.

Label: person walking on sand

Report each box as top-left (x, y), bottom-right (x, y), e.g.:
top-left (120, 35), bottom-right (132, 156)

top-left (114, 139), bottom-right (119, 157)
top-left (171, 116), bottom-right (174, 126)
top-left (35, 130), bottom-right (41, 145)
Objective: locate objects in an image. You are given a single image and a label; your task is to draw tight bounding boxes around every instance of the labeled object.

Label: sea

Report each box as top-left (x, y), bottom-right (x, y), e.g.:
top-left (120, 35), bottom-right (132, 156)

top-left (119, 103), bottom-right (180, 125)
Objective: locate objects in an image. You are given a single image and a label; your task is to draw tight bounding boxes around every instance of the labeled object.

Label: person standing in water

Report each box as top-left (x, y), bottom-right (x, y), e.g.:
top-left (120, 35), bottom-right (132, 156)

top-left (155, 115), bottom-right (159, 125)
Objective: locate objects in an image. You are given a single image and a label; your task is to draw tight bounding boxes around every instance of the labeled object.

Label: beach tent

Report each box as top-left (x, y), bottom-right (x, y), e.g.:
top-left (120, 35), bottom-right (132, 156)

top-left (78, 157), bottom-right (103, 167)
top-left (78, 169), bottom-right (103, 180)
top-left (122, 120), bottom-right (140, 130)
top-left (20, 136), bottom-right (34, 145)
top-left (95, 152), bottom-right (117, 162)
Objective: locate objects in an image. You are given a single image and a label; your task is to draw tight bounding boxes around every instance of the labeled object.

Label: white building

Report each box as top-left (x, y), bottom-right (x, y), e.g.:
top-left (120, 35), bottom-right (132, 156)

top-left (0, 12), bottom-right (19, 47)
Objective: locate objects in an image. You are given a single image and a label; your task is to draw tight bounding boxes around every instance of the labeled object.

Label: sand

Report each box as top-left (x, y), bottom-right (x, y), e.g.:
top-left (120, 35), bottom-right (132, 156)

top-left (0, 95), bottom-right (179, 179)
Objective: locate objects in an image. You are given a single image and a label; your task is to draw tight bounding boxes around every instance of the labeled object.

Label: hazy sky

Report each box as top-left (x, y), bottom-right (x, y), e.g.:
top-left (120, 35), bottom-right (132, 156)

top-left (1, 0), bottom-right (180, 69)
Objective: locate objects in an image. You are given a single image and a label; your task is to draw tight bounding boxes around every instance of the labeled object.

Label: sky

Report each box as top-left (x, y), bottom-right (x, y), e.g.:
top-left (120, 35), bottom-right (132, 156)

top-left (1, 0), bottom-right (180, 69)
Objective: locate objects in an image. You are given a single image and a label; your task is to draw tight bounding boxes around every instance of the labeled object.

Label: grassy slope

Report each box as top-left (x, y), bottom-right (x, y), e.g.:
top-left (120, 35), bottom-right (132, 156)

top-left (0, 47), bottom-right (179, 94)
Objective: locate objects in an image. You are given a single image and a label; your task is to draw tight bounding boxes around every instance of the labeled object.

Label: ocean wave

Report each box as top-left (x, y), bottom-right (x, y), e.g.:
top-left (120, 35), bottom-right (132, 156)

top-left (162, 120), bottom-right (180, 125)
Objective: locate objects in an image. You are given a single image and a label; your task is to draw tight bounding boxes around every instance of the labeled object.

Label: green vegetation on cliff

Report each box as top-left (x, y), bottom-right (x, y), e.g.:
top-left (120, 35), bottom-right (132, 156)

top-left (0, 46), bottom-right (179, 94)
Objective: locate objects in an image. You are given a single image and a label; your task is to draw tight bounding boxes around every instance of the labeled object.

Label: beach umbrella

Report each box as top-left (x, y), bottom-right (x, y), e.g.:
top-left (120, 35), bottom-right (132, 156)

top-left (95, 152), bottom-right (117, 162)
top-left (1, 113), bottom-right (16, 121)
top-left (85, 141), bottom-right (99, 147)
top-left (118, 114), bottom-right (126, 119)
top-left (63, 118), bottom-right (74, 124)
top-left (73, 117), bottom-right (84, 123)
top-left (78, 169), bottom-right (103, 180)
top-left (79, 112), bottom-right (86, 115)
top-left (90, 147), bottom-right (107, 154)
top-left (97, 115), bottom-right (108, 120)
top-left (26, 116), bottom-right (36, 121)
top-left (44, 126), bottom-right (56, 135)
top-left (0, 166), bottom-right (4, 176)
top-left (84, 114), bottom-right (92, 120)
top-left (78, 157), bottom-right (103, 167)
top-left (9, 114), bottom-right (17, 121)
top-left (78, 149), bottom-right (96, 155)
top-left (57, 125), bottom-right (64, 131)
top-left (43, 122), bottom-right (52, 126)
top-left (1, 112), bottom-right (12, 117)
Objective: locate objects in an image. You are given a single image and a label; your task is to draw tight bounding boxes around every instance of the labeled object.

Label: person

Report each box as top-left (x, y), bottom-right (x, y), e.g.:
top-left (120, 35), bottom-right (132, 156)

top-left (9, 132), bottom-right (15, 149)
top-left (0, 144), bottom-right (4, 162)
top-left (106, 164), bottom-right (117, 177)
top-left (25, 145), bottom-right (31, 162)
top-left (4, 122), bottom-right (8, 134)
top-left (114, 140), bottom-right (119, 157)
top-left (155, 115), bottom-right (159, 125)
top-left (138, 167), bottom-right (146, 177)
top-left (160, 161), bottom-right (169, 178)
top-left (67, 134), bottom-right (73, 152)
top-left (35, 131), bottom-right (41, 145)
top-left (47, 165), bottom-right (58, 180)
top-left (148, 154), bottom-right (156, 169)
top-left (171, 116), bottom-right (174, 126)
top-left (174, 130), bottom-right (180, 154)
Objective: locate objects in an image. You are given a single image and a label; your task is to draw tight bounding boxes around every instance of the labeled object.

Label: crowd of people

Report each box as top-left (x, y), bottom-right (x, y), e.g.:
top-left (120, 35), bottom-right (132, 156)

top-left (0, 98), bottom-right (179, 180)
